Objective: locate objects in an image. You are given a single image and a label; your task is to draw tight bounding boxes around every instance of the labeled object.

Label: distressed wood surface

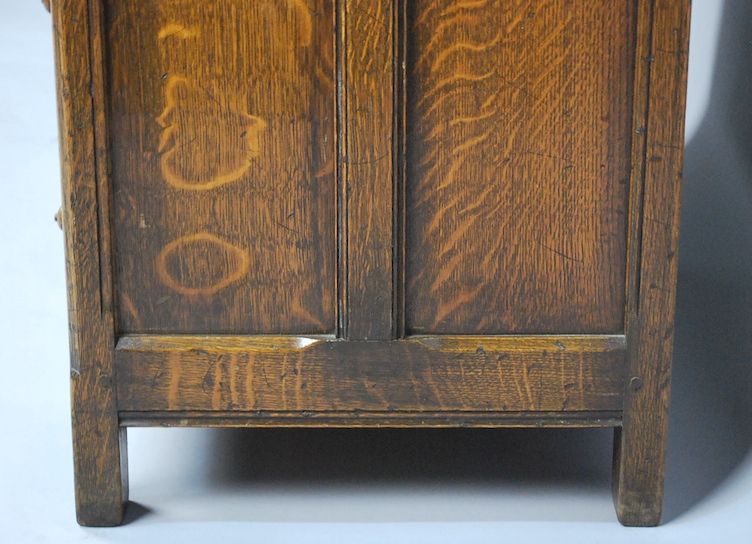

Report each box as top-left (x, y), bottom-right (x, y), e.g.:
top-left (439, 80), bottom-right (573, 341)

top-left (404, 0), bottom-right (636, 334)
top-left (115, 335), bottom-right (627, 413)
top-left (51, 0), bottom-right (127, 527)
top-left (47, 0), bottom-right (691, 527)
top-left (105, 0), bottom-right (337, 335)
top-left (614, 0), bottom-right (691, 527)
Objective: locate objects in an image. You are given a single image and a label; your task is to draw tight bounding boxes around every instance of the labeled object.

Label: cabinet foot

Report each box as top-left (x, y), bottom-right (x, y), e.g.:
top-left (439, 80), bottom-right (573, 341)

top-left (612, 427), bottom-right (665, 526)
top-left (72, 419), bottom-right (128, 527)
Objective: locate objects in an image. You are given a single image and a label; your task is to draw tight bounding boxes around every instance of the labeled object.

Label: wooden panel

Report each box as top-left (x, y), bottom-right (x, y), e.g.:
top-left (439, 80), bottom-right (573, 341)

top-left (105, 0), bottom-right (336, 334)
top-left (341, 0), bottom-right (395, 339)
top-left (51, 0), bottom-right (127, 526)
top-left (404, 0), bottom-right (636, 334)
top-left (615, 0), bottom-right (691, 526)
top-left (115, 334), bottom-right (627, 412)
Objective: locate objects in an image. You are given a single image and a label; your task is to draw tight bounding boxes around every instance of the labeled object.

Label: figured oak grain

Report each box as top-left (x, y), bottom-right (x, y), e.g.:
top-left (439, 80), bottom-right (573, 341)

top-left (115, 334), bottom-right (627, 413)
top-left (47, 0), bottom-right (691, 527)
top-left (405, 0), bottom-right (636, 335)
top-left (105, 0), bottom-right (337, 335)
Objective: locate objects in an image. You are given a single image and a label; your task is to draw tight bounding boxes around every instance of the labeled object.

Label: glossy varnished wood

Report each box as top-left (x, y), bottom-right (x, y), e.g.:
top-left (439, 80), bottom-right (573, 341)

top-left (405, 0), bottom-right (636, 334)
top-left (105, 0), bottom-right (337, 334)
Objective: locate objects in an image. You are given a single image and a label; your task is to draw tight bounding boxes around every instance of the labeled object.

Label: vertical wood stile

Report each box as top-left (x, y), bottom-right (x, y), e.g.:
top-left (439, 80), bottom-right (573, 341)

top-left (341, 0), bottom-right (396, 340)
top-left (614, 0), bottom-right (691, 526)
top-left (51, 0), bottom-right (127, 526)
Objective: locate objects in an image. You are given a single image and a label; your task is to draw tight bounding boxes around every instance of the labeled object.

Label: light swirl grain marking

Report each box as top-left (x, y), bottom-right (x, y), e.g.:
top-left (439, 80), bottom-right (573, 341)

top-left (156, 232), bottom-right (251, 297)
top-left (158, 23), bottom-right (200, 40)
top-left (286, 0), bottom-right (313, 47)
top-left (156, 76), bottom-right (267, 191)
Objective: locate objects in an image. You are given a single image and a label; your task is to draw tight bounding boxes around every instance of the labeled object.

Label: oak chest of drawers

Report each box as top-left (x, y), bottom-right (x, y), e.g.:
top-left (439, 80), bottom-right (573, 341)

top-left (47, 0), bottom-right (690, 526)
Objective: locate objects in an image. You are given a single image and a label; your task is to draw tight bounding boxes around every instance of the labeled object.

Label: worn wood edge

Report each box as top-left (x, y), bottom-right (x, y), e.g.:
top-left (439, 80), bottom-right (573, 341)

top-left (116, 333), bottom-right (626, 353)
top-left (393, 0), bottom-right (407, 338)
top-left (615, 0), bottom-right (691, 527)
top-left (116, 334), bottom-right (335, 353)
top-left (335, 0), bottom-right (347, 338)
top-left (410, 334), bottom-right (626, 353)
top-left (119, 410), bottom-right (622, 429)
top-left (624, 0), bottom-right (655, 329)
top-left (51, 0), bottom-right (126, 526)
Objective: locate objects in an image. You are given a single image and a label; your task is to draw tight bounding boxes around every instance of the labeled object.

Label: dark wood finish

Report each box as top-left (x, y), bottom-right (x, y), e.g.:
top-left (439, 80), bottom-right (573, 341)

top-left (106, 0), bottom-right (337, 335)
top-left (46, 0), bottom-right (691, 527)
top-left (120, 411), bottom-right (623, 429)
top-left (115, 334), bottom-right (626, 412)
top-left (405, 0), bottom-right (635, 335)
top-left (50, 0), bottom-right (126, 526)
top-left (614, 0), bottom-right (691, 527)
top-left (340, 0), bottom-right (396, 340)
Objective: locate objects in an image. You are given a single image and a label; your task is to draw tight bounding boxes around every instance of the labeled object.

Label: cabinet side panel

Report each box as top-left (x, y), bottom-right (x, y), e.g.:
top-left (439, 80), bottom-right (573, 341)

top-left (405, 0), bottom-right (636, 334)
top-left (105, 0), bottom-right (336, 334)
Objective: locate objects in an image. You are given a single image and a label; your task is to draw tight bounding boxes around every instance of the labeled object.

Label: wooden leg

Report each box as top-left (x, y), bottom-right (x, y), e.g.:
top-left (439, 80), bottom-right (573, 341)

top-left (610, 0), bottom-right (690, 527)
top-left (71, 370), bottom-right (129, 527)
top-left (612, 416), bottom-right (668, 526)
top-left (51, 0), bottom-right (130, 527)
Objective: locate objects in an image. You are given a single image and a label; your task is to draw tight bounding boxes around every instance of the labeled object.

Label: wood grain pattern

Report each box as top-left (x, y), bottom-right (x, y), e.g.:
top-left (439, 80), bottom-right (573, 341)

top-left (51, 0), bottom-right (127, 526)
top-left (105, 0), bottom-right (337, 335)
top-left (614, 0), bottom-right (691, 527)
top-left (115, 334), bottom-right (627, 413)
top-left (405, 0), bottom-right (636, 334)
top-left (341, 0), bottom-right (395, 339)
top-left (46, 0), bottom-right (692, 526)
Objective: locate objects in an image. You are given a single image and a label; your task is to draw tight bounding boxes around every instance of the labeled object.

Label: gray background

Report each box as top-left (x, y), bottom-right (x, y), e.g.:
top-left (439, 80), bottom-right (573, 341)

top-left (1, 0), bottom-right (749, 542)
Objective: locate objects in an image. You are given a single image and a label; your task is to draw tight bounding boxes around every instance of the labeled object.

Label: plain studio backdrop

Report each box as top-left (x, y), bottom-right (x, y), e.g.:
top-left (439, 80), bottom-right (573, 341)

top-left (0, 0), bottom-right (750, 542)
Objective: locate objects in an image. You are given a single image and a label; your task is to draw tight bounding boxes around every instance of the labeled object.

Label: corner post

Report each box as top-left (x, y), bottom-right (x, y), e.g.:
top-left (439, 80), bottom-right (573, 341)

top-left (51, 0), bottom-right (127, 526)
top-left (614, 0), bottom-right (691, 526)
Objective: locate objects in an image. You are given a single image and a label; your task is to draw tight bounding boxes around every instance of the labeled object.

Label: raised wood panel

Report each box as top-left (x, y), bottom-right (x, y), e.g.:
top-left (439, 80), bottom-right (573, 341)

top-left (115, 334), bottom-right (627, 413)
top-left (105, 0), bottom-right (336, 334)
top-left (405, 0), bottom-right (637, 335)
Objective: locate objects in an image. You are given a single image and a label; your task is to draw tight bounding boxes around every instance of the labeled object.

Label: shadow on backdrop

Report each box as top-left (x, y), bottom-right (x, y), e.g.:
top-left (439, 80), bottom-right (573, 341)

top-left (201, 0), bottom-right (752, 524)
top-left (663, 0), bottom-right (752, 522)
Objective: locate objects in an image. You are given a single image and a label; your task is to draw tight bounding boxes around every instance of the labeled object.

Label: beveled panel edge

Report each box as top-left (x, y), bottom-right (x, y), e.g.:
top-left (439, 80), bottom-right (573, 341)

top-left (115, 332), bottom-right (626, 353)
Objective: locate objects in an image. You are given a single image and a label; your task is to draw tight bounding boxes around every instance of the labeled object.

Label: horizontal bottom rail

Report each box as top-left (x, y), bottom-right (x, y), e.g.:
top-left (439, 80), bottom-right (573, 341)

top-left (115, 334), bottom-right (627, 413)
top-left (120, 410), bottom-right (623, 429)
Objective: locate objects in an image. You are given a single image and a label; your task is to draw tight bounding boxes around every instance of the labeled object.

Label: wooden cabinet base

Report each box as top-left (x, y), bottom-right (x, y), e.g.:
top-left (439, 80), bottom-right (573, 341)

top-left (47, 0), bottom-right (690, 527)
